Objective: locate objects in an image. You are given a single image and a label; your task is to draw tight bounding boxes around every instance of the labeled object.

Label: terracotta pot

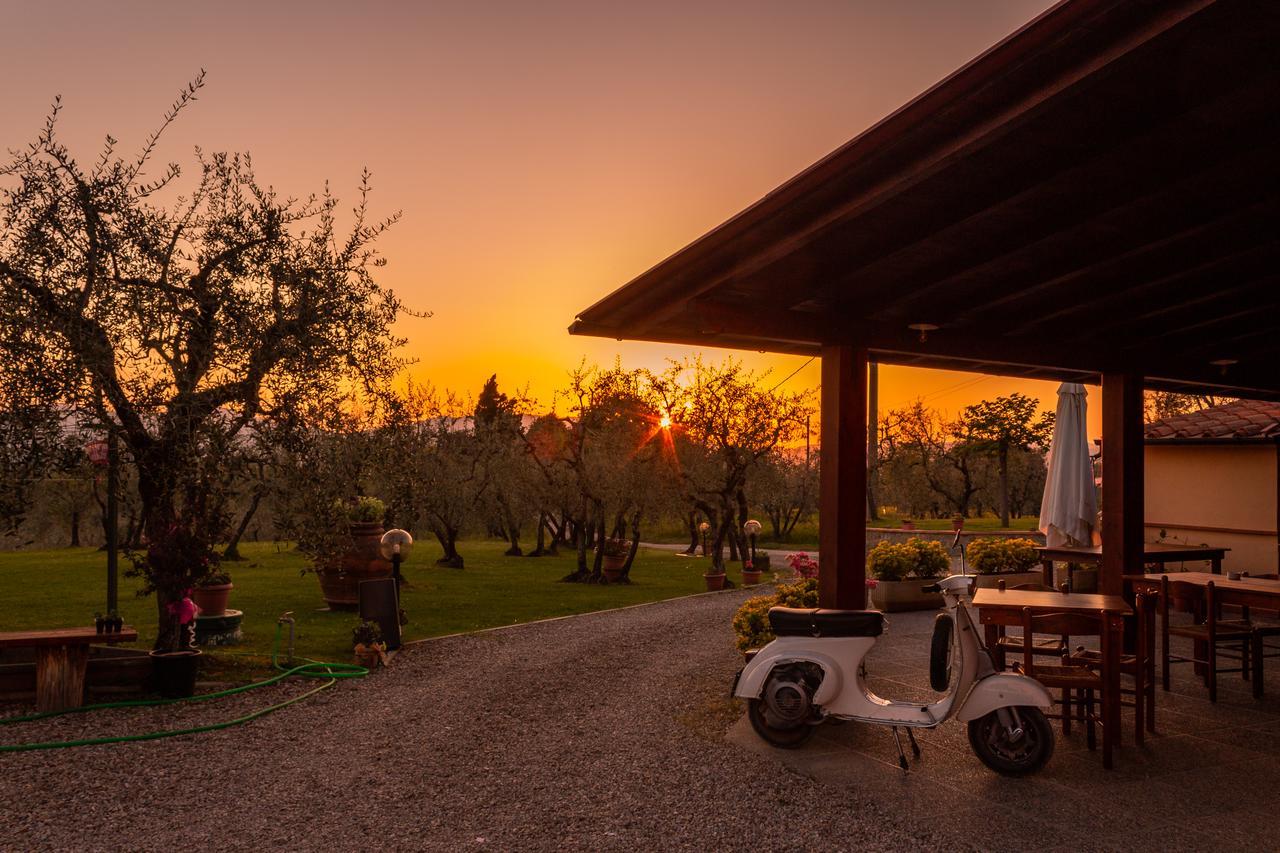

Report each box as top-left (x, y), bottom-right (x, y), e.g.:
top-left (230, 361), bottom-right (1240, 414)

top-left (704, 572), bottom-right (726, 592)
top-left (870, 579), bottom-right (944, 612)
top-left (742, 569), bottom-right (762, 585)
top-left (317, 522), bottom-right (394, 610)
top-left (952, 517), bottom-right (965, 531)
top-left (901, 520), bottom-right (916, 530)
top-left (972, 571), bottom-right (1043, 590)
top-left (191, 583), bottom-right (233, 617)
top-left (602, 566), bottom-right (623, 583)
top-left (353, 643), bottom-right (385, 669)
top-left (602, 553), bottom-right (627, 572)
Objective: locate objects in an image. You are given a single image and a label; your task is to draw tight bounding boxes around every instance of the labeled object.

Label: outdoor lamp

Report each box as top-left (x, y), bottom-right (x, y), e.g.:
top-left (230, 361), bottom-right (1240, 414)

top-left (698, 521), bottom-right (710, 557)
top-left (743, 519), bottom-right (762, 566)
top-left (380, 529), bottom-right (414, 588)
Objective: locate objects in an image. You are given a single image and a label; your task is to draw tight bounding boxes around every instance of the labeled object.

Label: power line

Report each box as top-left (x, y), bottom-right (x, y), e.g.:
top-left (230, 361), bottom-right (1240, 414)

top-left (769, 356), bottom-right (816, 393)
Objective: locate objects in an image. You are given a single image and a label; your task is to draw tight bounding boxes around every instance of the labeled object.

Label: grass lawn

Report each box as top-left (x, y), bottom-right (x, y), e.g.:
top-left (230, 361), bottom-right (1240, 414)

top-left (0, 539), bottom-right (713, 666)
top-left (648, 514), bottom-right (1040, 550)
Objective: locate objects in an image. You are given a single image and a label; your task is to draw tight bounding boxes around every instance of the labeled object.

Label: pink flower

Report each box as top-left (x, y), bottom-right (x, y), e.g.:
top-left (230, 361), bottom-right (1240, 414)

top-left (166, 592), bottom-right (201, 626)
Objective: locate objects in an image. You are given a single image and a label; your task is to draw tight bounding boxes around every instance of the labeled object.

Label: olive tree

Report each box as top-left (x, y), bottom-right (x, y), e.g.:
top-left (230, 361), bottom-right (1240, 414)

top-left (0, 76), bottom-right (403, 647)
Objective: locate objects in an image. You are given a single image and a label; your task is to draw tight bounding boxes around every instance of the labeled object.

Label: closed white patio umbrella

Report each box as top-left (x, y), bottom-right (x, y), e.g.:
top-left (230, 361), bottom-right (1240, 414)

top-left (1039, 382), bottom-right (1097, 549)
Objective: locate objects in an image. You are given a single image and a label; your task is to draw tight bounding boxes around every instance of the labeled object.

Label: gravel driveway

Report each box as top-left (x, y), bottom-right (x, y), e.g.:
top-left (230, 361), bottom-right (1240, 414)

top-left (0, 588), bottom-right (945, 852)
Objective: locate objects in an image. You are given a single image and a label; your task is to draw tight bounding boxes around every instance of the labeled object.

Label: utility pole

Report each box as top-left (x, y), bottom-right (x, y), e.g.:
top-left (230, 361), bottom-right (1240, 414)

top-left (106, 428), bottom-right (119, 614)
top-left (867, 362), bottom-right (879, 521)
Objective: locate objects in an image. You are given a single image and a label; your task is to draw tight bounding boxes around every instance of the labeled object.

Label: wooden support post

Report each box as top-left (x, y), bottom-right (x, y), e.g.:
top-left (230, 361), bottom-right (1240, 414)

top-left (35, 645), bottom-right (89, 712)
top-left (819, 344), bottom-right (868, 609)
top-left (1101, 371), bottom-right (1145, 597)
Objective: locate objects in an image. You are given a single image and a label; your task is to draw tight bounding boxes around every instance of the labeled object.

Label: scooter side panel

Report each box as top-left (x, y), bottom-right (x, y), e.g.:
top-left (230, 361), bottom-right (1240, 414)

top-left (732, 637), bottom-right (872, 703)
top-left (955, 672), bottom-right (1054, 721)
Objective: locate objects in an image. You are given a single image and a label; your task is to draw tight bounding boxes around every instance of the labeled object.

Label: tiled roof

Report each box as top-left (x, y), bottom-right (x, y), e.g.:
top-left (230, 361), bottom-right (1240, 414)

top-left (1146, 398), bottom-right (1280, 441)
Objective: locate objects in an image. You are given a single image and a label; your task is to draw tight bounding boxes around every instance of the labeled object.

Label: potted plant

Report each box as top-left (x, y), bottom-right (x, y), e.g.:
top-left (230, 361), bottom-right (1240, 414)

top-left (968, 537), bottom-right (1042, 589)
top-left (867, 538), bottom-right (949, 611)
top-left (741, 560), bottom-right (762, 586)
top-left (951, 514), bottom-right (965, 532)
top-left (192, 571), bottom-right (233, 617)
top-left (352, 619), bottom-right (387, 668)
top-left (732, 576), bottom-right (820, 654)
top-left (703, 567), bottom-right (727, 591)
top-left (151, 591), bottom-right (202, 698)
top-left (598, 537), bottom-right (629, 582)
top-left (901, 517), bottom-right (916, 531)
top-left (315, 496), bottom-right (394, 610)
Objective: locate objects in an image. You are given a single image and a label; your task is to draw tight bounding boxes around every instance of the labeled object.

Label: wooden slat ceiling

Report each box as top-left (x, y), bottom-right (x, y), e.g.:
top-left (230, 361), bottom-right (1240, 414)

top-left (570, 0), bottom-right (1280, 400)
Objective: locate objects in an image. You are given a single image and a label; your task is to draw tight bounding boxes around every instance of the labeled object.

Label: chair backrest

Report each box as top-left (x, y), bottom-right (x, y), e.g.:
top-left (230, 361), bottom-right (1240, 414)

top-left (1161, 576), bottom-right (1228, 634)
top-left (1020, 606), bottom-right (1105, 677)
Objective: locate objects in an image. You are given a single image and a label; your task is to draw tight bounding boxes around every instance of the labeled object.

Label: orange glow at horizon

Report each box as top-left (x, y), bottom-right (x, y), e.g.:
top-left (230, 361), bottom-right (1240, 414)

top-left (3, 2), bottom-right (1088, 432)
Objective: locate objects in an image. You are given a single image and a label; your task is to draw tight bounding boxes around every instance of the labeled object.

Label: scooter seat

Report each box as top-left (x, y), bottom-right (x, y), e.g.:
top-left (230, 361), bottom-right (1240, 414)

top-left (768, 607), bottom-right (884, 638)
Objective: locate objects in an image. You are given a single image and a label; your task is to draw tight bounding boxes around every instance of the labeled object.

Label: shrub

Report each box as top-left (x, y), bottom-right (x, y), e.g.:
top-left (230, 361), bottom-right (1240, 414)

top-left (352, 619), bottom-right (383, 648)
top-left (197, 571), bottom-right (232, 587)
top-left (968, 537), bottom-right (1039, 574)
top-left (732, 578), bottom-right (819, 651)
top-left (867, 537), bottom-right (950, 581)
top-left (347, 496), bottom-right (385, 524)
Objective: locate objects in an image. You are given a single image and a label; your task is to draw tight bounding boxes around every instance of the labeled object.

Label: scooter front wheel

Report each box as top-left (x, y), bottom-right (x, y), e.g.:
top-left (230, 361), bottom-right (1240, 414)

top-left (967, 706), bottom-right (1054, 776)
top-left (747, 699), bottom-right (818, 748)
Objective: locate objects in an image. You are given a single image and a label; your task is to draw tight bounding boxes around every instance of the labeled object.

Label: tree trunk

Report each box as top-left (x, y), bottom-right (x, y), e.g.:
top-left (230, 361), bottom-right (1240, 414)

top-left (561, 503), bottom-right (592, 582)
top-left (432, 523), bottom-right (464, 569)
top-left (998, 443), bottom-right (1010, 529)
top-left (528, 511), bottom-right (548, 557)
top-left (590, 513), bottom-right (606, 581)
top-left (683, 511), bottom-right (699, 556)
top-left (619, 510), bottom-right (642, 581)
top-left (223, 489), bottom-right (264, 561)
top-left (69, 509), bottom-right (80, 547)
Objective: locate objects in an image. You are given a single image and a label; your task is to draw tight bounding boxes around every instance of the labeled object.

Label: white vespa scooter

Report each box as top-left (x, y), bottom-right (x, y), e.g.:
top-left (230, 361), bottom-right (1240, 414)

top-left (732, 547), bottom-right (1056, 775)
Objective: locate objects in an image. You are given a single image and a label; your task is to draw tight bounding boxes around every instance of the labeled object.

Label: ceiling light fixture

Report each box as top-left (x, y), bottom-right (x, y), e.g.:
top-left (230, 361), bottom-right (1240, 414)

top-left (1209, 358), bottom-right (1238, 375)
top-left (907, 323), bottom-right (940, 342)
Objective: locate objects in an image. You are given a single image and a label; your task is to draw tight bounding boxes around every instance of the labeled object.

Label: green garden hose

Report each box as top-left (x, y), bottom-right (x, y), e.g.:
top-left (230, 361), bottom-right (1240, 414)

top-left (0, 625), bottom-right (367, 753)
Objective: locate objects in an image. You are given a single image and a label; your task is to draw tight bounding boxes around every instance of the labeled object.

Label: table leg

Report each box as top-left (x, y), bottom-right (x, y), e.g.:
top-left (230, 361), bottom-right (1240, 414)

top-left (1104, 616), bottom-right (1121, 769)
top-left (984, 624), bottom-right (1004, 670)
top-left (35, 644), bottom-right (89, 712)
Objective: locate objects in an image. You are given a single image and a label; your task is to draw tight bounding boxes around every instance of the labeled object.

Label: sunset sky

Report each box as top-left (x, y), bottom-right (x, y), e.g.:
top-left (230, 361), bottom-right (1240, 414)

top-left (4, 1), bottom-right (1103, 431)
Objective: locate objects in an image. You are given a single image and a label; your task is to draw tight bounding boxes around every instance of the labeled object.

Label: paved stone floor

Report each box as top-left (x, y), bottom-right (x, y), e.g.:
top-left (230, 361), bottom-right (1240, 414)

top-left (731, 605), bottom-right (1280, 850)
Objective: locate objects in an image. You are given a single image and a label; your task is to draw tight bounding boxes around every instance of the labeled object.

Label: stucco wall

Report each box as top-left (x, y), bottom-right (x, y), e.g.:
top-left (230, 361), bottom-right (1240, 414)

top-left (1144, 443), bottom-right (1278, 573)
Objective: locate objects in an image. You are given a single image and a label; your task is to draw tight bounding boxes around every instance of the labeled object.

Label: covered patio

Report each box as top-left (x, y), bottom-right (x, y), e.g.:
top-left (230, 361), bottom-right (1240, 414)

top-left (571, 0), bottom-right (1280, 609)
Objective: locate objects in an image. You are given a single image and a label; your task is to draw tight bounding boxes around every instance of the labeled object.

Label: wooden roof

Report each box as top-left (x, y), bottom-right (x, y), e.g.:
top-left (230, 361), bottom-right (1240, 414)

top-left (571, 0), bottom-right (1280, 400)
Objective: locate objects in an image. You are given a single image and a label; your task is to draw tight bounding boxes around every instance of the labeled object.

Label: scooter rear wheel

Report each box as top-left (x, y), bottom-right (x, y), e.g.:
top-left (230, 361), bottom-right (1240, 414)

top-left (747, 699), bottom-right (818, 748)
top-left (968, 706), bottom-right (1054, 776)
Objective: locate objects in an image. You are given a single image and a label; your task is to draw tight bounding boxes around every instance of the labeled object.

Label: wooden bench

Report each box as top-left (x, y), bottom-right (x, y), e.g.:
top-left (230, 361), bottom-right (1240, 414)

top-left (0, 627), bottom-right (138, 711)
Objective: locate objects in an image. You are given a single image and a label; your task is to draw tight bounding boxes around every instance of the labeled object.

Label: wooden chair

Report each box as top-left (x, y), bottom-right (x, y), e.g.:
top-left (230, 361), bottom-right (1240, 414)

top-left (1015, 606), bottom-right (1115, 768)
top-left (1070, 592), bottom-right (1155, 744)
top-left (1160, 577), bottom-right (1252, 702)
top-left (1241, 574), bottom-right (1280, 699)
top-left (993, 582), bottom-right (1070, 669)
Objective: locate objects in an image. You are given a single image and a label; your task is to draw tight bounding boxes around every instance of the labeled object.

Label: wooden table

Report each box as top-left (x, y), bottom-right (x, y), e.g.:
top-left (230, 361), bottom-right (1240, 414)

top-left (972, 588), bottom-right (1131, 768)
top-left (1124, 571), bottom-right (1280, 608)
top-left (0, 627), bottom-right (138, 711)
top-left (1038, 543), bottom-right (1229, 589)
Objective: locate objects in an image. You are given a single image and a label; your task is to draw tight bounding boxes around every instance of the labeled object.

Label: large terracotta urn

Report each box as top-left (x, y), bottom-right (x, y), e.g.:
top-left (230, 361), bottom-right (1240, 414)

top-left (317, 522), bottom-right (394, 610)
